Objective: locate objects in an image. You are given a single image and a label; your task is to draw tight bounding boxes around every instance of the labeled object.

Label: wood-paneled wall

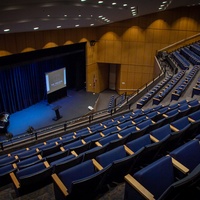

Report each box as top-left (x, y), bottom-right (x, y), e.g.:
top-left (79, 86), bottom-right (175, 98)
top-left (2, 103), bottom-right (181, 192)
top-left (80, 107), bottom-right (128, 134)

top-left (0, 6), bottom-right (200, 94)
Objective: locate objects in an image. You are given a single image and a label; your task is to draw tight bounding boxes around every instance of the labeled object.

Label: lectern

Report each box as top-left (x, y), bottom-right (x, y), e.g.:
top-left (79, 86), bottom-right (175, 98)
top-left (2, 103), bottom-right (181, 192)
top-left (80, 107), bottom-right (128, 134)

top-left (52, 105), bottom-right (62, 121)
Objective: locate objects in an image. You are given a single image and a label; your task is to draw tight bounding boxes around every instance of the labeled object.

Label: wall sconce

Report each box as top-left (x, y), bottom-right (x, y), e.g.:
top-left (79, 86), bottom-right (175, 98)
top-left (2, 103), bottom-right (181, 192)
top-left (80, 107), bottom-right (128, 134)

top-left (90, 40), bottom-right (97, 46)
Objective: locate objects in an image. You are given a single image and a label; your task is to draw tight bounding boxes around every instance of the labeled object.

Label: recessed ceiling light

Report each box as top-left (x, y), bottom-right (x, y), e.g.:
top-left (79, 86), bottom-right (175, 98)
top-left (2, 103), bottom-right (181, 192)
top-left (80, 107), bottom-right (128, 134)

top-left (81, 0), bottom-right (86, 1)
top-left (47, 15), bottom-right (50, 17)
top-left (4, 29), bottom-right (10, 32)
top-left (90, 23), bottom-right (94, 26)
top-left (34, 27), bottom-right (39, 30)
top-left (98, 1), bottom-right (103, 4)
top-left (112, 2), bottom-right (117, 5)
top-left (57, 25), bottom-right (61, 28)
top-left (64, 15), bottom-right (67, 17)
top-left (75, 24), bottom-right (79, 27)
top-left (123, 4), bottom-right (128, 7)
top-left (98, 15), bottom-right (103, 18)
top-left (79, 15), bottom-right (81, 17)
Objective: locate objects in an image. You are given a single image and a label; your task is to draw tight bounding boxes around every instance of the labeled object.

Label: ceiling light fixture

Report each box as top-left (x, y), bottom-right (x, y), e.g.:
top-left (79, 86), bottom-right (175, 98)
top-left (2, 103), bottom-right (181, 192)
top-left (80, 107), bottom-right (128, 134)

top-left (4, 29), bottom-right (10, 32)
top-left (34, 27), bottom-right (39, 30)
top-left (98, 1), bottom-right (103, 4)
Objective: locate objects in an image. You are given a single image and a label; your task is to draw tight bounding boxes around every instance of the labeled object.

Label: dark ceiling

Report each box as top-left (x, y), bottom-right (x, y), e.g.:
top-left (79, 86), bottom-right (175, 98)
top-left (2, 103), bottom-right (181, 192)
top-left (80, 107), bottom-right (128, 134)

top-left (0, 0), bottom-right (200, 34)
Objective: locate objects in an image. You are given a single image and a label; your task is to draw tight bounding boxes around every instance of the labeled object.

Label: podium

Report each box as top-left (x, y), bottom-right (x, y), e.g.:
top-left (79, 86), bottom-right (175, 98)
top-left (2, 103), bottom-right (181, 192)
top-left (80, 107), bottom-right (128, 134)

top-left (52, 105), bottom-right (62, 121)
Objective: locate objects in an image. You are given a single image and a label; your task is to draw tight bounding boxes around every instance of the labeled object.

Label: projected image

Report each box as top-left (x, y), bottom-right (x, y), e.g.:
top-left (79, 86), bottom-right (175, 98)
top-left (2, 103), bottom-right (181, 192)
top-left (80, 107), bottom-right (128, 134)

top-left (45, 67), bottom-right (67, 94)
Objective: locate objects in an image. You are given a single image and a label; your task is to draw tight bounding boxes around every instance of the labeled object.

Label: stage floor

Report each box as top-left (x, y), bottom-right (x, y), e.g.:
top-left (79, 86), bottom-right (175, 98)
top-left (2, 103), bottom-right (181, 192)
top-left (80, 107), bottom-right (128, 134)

top-left (4, 89), bottom-right (99, 138)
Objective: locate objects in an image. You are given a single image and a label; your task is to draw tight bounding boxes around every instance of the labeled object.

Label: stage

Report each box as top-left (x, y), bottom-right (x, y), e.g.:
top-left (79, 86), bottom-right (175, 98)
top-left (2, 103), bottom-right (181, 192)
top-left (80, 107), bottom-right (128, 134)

top-left (1, 89), bottom-right (98, 140)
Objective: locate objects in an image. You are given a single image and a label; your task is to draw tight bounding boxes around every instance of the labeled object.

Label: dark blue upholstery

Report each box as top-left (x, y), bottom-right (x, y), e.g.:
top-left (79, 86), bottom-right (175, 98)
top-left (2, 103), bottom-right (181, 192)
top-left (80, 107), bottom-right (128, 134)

top-left (97, 134), bottom-right (120, 146)
top-left (0, 155), bottom-right (18, 167)
top-left (17, 155), bottom-right (44, 170)
top-left (150, 124), bottom-right (172, 140)
top-left (124, 156), bottom-right (175, 200)
top-left (17, 148), bottom-right (41, 160)
top-left (95, 145), bottom-right (128, 168)
top-left (59, 160), bottom-right (95, 191)
top-left (170, 116), bottom-right (191, 131)
top-left (52, 155), bottom-right (83, 173)
top-left (54, 159), bottom-right (111, 199)
top-left (169, 140), bottom-right (200, 171)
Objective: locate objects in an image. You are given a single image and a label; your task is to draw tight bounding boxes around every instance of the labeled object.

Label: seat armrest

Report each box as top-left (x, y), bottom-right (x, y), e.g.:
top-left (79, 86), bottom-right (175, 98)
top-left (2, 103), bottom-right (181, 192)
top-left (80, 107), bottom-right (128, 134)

top-left (10, 172), bottom-right (20, 189)
top-left (124, 174), bottom-right (155, 200)
top-left (188, 117), bottom-right (195, 123)
top-left (52, 173), bottom-right (68, 197)
top-left (150, 135), bottom-right (159, 143)
top-left (170, 125), bottom-right (179, 132)
top-left (124, 145), bottom-right (134, 155)
top-left (95, 141), bottom-right (102, 147)
top-left (167, 155), bottom-right (189, 174)
top-left (92, 159), bottom-right (103, 171)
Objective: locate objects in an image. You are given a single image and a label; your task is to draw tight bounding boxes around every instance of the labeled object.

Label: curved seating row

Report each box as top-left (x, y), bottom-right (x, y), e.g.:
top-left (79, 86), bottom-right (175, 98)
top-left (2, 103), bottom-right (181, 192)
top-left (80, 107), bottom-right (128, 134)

top-left (171, 51), bottom-right (190, 70)
top-left (124, 141), bottom-right (200, 200)
top-left (137, 75), bottom-right (172, 108)
top-left (192, 77), bottom-right (200, 97)
top-left (171, 65), bottom-right (199, 101)
top-left (180, 47), bottom-right (200, 65)
top-left (1, 100), bottom-right (200, 198)
top-left (153, 70), bottom-right (185, 105)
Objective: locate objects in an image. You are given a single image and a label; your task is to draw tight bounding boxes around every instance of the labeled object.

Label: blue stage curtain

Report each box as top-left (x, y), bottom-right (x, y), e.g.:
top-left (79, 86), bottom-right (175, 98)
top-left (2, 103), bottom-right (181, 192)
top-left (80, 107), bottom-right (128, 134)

top-left (0, 57), bottom-right (65, 114)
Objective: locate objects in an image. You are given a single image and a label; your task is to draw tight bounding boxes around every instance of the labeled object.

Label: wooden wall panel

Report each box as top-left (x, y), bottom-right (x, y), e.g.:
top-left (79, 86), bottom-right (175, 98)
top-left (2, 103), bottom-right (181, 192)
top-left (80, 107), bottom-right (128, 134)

top-left (0, 6), bottom-right (199, 94)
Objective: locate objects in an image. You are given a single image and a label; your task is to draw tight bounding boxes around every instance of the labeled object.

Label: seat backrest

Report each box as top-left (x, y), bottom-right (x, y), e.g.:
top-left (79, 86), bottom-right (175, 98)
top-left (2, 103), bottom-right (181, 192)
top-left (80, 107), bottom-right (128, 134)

top-left (134, 156), bottom-right (175, 199)
top-left (98, 134), bottom-right (119, 146)
top-left (136, 119), bottom-right (153, 130)
top-left (58, 160), bottom-right (95, 191)
top-left (150, 124), bottom-right (172, 140)
top-left (16, 162), bottom-right (46, 178)
top-left (189, 109), bottom-right (200, 121)
top-left (95, 145), bottom-right (127, 168)
top-left (126, 134), bottom-right (151, 152)
top-left (169, 140), bottom-right (200, 171)
top-left (170, 116), bottom-right (190, 130)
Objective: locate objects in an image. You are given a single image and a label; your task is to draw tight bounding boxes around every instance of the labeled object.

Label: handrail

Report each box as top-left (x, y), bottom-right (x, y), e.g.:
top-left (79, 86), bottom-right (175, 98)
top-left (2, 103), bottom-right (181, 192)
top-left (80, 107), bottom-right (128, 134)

top-left (158, 33), bottom-right (200, 53)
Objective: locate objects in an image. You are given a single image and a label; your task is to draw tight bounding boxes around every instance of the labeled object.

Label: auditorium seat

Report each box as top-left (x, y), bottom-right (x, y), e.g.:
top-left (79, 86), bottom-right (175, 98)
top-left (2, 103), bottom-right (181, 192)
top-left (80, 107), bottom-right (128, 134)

top-left (16, 155), bottom-right (45, 170)
top-left (51, 154), bottom-right (83, 174)
top-left (0, 164), bottom-right (17, 186)
top-left (10, 161), bottom-right (53, 196)
top-left (52, 159), bottom-right (111, 200)
top-left (93, 145), bottom-right (142, 184)
top-left (124, 156), bottom-right (189, 200)
top-left (169, 140), bottom-right (200, 173)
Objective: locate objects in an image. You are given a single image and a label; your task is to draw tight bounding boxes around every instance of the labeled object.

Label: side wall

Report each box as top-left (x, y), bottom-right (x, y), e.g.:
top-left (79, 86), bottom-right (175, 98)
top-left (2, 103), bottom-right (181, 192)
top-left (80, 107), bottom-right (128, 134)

top-left (0, 6), bottom-right (200, 94)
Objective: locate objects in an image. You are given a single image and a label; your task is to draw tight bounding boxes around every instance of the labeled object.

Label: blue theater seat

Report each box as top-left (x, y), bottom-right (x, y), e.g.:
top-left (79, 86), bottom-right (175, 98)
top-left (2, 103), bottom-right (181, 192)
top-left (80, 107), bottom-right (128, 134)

top-left (52, 159), bottom-right (111, 200)
top-left (10, 161), bottom-right (53, 196)
top-left (124, 156), bottom-right (189, 200)
top-left (169, 140), bottom-right (200, 172)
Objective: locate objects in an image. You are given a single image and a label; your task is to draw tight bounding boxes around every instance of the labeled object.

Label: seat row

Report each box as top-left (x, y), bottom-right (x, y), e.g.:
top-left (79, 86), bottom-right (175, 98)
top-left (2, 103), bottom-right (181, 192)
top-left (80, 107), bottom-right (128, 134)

top-left (171, 65), bottom-right (199, 101)
top-left (137, 75), bottom-right (172, 108)
top-left (124, 138), bottom-right (200, 200)
top-left (171, 51), bottom-right (190, 70)
top-left (180, 47), bottom-right (200, 65)
top-left (192, 77), bottom-right (200, 97)
top-left (1, 104), bottom-right (200, 198)
top-left (153, 70), bottom-right (185, 105)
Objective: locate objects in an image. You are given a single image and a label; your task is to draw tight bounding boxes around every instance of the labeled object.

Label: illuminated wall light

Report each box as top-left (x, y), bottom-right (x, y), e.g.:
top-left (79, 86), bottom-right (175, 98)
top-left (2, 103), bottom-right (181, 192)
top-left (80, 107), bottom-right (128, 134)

top-left (64, 14), bottom-right (67, 17)
top-left (47, 14), bottom-right (50, 17)
top-left (4, 29), bottom-right (10, 32)
top-left (34, 27), bottom-right (39, 30)
top-left (90, 23), bottom-right (94, 26)
top-left (81, 0), bottom-right (86, 1)
top-left (98, 1), bottom-right (103, 4)
top-left (98, 15), bottom-right (103, 18)
top-left (75, 24), bottom-right (79, 27)
top-left (123, 4), bottom-right (127, 7)
top-left (79, 15), bottom-right (82, 17)
top-left (112, 2), bottom-right (117, 5)
top-left (57, 25), bottom-right (61, 28)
